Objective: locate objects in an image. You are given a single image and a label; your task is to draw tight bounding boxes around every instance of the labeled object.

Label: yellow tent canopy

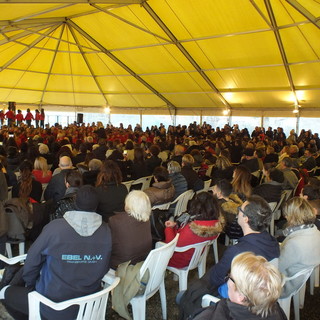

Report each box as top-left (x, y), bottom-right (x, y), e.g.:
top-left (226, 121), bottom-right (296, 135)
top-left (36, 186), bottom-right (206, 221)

top-left (0, 0), bottom-right (319, 115)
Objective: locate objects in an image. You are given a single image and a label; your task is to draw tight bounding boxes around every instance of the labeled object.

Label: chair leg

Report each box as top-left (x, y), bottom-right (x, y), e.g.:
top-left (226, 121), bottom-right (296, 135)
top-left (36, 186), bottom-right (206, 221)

top-left (178, 272), bottom-right (188, 292)
top-left (131, 296), bottom-right (146, 320)
top-left (310, 268), bottom-right (315, 295)
top-left (198, 257), bottom-right (206, 278)
top-left (278, 297), bottom-right (291, 320)
top-left (159, 280), bottom-right (167, 320)
top-left (213, 240), bottom-right (219, 263)
top-left (293, 292), bottom-right (301, 320)
top-left (299, 283), bottom-right (306, 309)
top-left (224, 235), bottom-right (229, 246)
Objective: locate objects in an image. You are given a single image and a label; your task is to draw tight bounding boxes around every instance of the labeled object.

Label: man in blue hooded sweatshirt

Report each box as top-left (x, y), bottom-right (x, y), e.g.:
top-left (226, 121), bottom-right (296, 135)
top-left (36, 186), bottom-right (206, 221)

top-left (1, 185), bottom-right (112, 320)
top-left (178, 195), bottom-right (280, 320)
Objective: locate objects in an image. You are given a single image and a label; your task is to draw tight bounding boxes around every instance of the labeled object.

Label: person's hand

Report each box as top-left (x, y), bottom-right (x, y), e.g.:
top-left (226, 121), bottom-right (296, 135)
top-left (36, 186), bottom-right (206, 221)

top-left (165, 220), bottom-right (176, 228)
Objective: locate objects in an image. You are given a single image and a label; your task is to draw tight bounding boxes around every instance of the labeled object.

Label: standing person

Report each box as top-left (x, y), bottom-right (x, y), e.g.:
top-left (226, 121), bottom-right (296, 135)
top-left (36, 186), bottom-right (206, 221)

top-left (15, 110), bottom-right (24, 126)
top-left (5, 106), bottom-right (15, 127)
top-left (24, 108), bottom-right (34, 127)
top-left (40, 108), bottom-right (45, 128)
top-left (1, 185), bottom-right (112, 320)
top-left (0, 110), bottom-right (4, 127)
top-left (35, 109), bottom-right (40, 128)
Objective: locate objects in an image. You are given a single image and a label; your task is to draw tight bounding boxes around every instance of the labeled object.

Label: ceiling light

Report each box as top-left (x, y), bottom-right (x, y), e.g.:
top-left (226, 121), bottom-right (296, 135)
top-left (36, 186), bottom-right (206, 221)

top-left (104, 107), bottom-right (110, 114)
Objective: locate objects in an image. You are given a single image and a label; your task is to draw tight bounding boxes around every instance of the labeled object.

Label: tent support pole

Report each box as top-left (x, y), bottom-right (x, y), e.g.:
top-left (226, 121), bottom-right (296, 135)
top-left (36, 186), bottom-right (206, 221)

top-left (142, 1), bottom-right (231, 110)
top-left (67, 20), bottom-right (176, 116)
top-left (264, 0), bottom-right (299, 107)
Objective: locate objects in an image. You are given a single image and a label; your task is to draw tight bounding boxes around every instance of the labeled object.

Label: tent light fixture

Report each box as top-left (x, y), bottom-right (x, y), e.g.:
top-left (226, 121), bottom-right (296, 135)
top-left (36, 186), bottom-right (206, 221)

top-left (104, 106), bottom-right (111, 114)
top-left (223, 108), bottom-right (230, 116)
top-left (293, 104), bottom-right (300, 114)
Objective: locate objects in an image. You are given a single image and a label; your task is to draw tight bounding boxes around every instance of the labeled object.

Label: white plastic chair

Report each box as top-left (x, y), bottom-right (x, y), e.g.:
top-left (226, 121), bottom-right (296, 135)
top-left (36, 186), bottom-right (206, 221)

top-left (206, 165), bottom-right (214, 177)
top-left (130, 234), bottom-right (179, 320)
top-left (207, 236), bottom-right (220, 264)
top-left (122, 180), bottom-right (134, 192)
top-left (131, 175), bottom-right (153, 191)
top-left (197, 179), bottom-right (212, 193)
top-left (170, 190), bottom-right (194, 217)
top-left (7, 186), bottom-right (13, 200)
top-left (5, 241), bottom-right (25, 258)
top-left (28, 275), bottom-right (120, 320)
top-left (166, 240), bottom-right (210, 292)
top-left (268, 202), bottom-right (277, 236)
top-left (278, 265), bottom-right (315, 320)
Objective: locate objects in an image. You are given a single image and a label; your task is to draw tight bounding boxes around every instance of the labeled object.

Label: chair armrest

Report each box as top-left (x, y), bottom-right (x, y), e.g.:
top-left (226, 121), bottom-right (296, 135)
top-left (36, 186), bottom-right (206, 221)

top-left (201, 294), bottom-right (220, 307)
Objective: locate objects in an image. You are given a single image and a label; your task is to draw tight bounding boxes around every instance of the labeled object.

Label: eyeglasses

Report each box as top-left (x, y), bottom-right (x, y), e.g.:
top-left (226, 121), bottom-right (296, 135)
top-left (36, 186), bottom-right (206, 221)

top-left (224, 273), bottom-right (235, 284)
top-left (237, 206), bottom-right (245, 216)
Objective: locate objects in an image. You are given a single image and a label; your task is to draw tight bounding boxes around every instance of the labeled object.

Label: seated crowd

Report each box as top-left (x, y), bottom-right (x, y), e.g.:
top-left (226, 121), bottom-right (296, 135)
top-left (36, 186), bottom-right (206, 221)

top-left (0, 120), bottom-right (319, 319)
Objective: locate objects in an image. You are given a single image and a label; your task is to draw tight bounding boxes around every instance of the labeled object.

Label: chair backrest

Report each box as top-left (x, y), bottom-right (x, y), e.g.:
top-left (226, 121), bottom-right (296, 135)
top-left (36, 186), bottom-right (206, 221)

top-left (174, 241), bottom-right (210, 272)
top-left (206, 165), bottom-right (214, 177)
top-left (122, 180), bottom-right (134, 192)
top-left (28, 276), bottom-right (120, 320)
top-left (171, 190), bottom-right (194, 217)
top-left (139, 234), bottom-right (179, 298)
top-left (131, 176), bottom-right (153, 191)
top-left (293, 178), bottom-right (302, 197)
top-left (281, 266), bottom-right (315, 299)
top-left (268, 202), bottom-right (277, 212)
top-left (282, 189), bottom-right (293, 201)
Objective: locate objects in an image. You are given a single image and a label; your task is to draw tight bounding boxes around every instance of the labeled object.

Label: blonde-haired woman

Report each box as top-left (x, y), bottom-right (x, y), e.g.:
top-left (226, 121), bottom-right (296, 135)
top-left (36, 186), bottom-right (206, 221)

top-left (193, 252), bottom-right (286, 319)
top-left (279, 197), bottom-right (320, 297)
top-left (108, 190), bottom-right (152, 270)
top-left (231, 165), bottom-right (252, 201)
top-left (211, 156), bottom-right (234, 183)
top-left (32, 156), bottom-right (52, 184)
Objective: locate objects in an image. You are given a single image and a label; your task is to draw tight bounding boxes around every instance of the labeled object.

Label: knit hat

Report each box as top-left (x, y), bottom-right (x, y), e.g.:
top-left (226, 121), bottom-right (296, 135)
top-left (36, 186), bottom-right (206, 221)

top-left (75, 185), bottom-right (99, 212)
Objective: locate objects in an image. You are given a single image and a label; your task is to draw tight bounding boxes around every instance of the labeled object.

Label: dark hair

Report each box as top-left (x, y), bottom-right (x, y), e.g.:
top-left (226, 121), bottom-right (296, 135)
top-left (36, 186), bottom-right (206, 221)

top-left (282, 157), bottom-right (293, 168)
top-left (268, 168), bottom-right (284, 183)
top-left (189, 192), bottom-right (220, 220)
top-left (134, 147), bottom-right (145, 164)
top-left (65, 170), bottom-right (83, 188)
top-left (19, 160), bottom-right (33, 198)
top-left (79, 143), bottom-right (88, 154)
top-left (149, 144), bottom-right (160, 157)
top-left (125, 140), bottom-right (134, 150)
top-left (216, 179), bottom-right (233, 197)
top-left (153, 166), bottom-right (169, 182)
top-left (96, 160), bottom-right (122, 187)
top-left (302, 184), bottom-right (320, 200)
top-left (243, 195), bottom-right (272, 232)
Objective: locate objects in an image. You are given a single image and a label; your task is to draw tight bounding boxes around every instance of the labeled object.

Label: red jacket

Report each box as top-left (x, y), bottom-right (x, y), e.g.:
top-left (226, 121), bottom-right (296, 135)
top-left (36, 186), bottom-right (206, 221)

top-left (5, 110), bottom-right (15, 119)
top-left (16, 113), bottom-right (24, 122)
top-left (165, 219), bottom-right (222, 268)
top-left (25, 111), bottom-right (34, 120)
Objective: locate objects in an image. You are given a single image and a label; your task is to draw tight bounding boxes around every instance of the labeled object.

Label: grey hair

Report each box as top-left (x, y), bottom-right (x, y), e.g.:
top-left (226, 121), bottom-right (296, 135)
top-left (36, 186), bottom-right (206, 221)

top-left (167, 161), bottom-right (181, 174)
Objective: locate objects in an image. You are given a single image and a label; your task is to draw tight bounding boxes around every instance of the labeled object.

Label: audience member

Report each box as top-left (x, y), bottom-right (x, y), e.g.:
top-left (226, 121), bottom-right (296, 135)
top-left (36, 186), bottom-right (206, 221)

top-left (279, 197), bottom-right (320, 297)
top-left (167, 161), bottom-right (187, 199)
top-left (32, 156), bottom-right (52, 184)
top-left (144, 166), bottom-right (175, 206)
top-left (109, 190), bottom-right (152, 270)
top-left (165, 192), bottom-right (223, 268)
top-left (192, 252), bottom-right (286, 320)
top-left (181, 154), bottom-right (204, 191)
top-left (1, 185), bottom-right (112, 320)
top-left (95, 160), bottom-right (128, 222)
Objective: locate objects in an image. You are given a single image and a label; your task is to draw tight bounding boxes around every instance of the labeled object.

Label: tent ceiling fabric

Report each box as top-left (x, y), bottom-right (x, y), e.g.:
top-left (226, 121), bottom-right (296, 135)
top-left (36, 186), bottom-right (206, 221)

top-left (0, 0), bottom-right (319, 112)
